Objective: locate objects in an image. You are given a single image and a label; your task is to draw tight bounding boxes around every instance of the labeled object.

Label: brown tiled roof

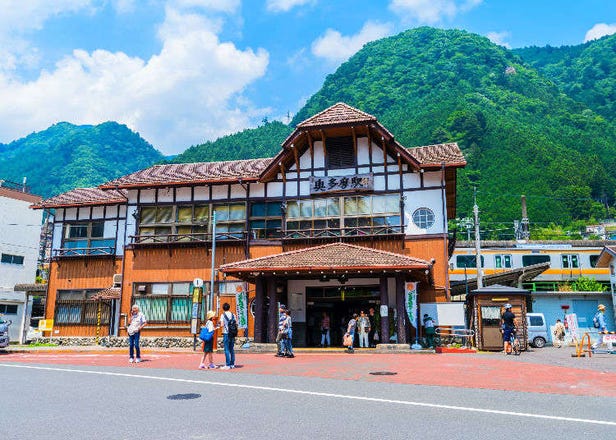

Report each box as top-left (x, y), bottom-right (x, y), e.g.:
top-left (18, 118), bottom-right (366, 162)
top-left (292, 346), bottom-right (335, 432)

top-left (408, 143), bottom-right (466, 168)
top-left (14, 283), bottom-right (47, 292)
top-left (0, 186), bottom-right (42, 204)
top-left (596, 245), bottom-right (616, 267)
top-left (100, 158), bottom-right (272, 189)
top-left (32, 188), bottom-right (127, 209)
top-left (297, 102), bottom-right (377, 128)
top-left (220, 243), bottom-right (431, 274)
top-left (90, 287), bottom-right (121, 300)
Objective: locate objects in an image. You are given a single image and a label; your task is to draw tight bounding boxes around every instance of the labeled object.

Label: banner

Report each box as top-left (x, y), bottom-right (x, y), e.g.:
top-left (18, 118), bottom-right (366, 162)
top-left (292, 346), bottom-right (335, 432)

top-left (236, 291), bottom-right (248, 329)
top-left (565, 313), bottom-right (579, 341)
top-left (405, 282), bottom-right (418, 328)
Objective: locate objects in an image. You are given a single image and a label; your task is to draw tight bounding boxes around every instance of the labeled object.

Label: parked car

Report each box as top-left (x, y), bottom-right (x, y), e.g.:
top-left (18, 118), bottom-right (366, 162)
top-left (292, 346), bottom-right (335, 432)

top-left (526, 313), bottom-right (548, 348)
top-left (0, 317), bottom-right (12, 349)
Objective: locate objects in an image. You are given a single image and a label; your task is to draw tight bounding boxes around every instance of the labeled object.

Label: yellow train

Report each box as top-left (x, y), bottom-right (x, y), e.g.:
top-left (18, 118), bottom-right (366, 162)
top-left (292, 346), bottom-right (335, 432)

top-left (449, 240), bottom-right (613, 290)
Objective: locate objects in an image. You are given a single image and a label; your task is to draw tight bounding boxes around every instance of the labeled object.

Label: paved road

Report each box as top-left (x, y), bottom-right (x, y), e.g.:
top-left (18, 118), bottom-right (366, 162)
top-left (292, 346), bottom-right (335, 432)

top-left (1, 347), bottom-right (615, 439)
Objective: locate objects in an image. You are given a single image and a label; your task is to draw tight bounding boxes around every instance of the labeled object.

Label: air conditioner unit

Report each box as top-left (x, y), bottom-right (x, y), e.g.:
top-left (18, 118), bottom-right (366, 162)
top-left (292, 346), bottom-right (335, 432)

top-left (112, 274), bottom-right (123, 287)
top-left (137, 285), bottom-right (147, 294)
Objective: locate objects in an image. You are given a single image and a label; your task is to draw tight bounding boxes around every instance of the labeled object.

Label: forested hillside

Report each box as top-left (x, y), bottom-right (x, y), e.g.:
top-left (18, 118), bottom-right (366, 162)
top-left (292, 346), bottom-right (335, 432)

top-left (514, 33), bottom-right (616, 121)
top-left (0, 122), bottom-right (164, 198)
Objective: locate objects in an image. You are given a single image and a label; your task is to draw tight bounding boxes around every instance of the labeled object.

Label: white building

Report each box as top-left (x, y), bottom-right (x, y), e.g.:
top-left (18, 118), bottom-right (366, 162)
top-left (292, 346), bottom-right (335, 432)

top-left (0, 181), bottom-right (42, 342)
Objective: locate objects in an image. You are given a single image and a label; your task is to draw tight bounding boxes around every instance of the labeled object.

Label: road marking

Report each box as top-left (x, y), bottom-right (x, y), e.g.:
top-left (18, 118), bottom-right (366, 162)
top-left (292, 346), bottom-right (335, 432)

top-left (2, 363), bottom-right (615, 427)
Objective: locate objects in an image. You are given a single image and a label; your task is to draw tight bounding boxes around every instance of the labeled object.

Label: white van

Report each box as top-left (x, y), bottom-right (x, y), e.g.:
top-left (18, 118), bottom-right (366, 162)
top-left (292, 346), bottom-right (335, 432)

top-left (526, 313), bottom-right (548, 348)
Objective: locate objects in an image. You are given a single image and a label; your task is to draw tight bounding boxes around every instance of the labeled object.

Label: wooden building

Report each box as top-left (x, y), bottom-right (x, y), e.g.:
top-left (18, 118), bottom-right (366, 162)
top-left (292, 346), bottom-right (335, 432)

top-left (33, 103), bottom-right (466, 345)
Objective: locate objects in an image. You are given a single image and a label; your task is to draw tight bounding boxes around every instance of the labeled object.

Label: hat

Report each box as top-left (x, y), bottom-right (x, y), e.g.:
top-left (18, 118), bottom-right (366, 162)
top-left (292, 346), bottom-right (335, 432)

top-left (504, 303), bottom-right (512, 309)
top-left (598, 304), bottom-right (606, 311)
top-left (206, 310), bottom-right (215, 319)
top-left (279, 304), bottom-right (287, 310)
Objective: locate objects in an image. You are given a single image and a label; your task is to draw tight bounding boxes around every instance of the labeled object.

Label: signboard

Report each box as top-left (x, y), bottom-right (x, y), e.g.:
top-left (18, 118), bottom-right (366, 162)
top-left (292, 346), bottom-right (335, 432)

top-left (380, 305), bottom-right (388, 317)
top-left (38, 319), bottom-right (53, 331)
top-left (193, 278), bottom-right (204, 288)
top-left (565, 313), bottom-right (579, 341)
top-left (420, 303), bottom-right (466, 326)
top-left (405, 282), bottom-right (418, 328)
top-left (191, 286), bottom-right (203, 334)
top-left (236, 291), bottom-right (248, 329)
top-left (309, 173), bottom-right (373, 195)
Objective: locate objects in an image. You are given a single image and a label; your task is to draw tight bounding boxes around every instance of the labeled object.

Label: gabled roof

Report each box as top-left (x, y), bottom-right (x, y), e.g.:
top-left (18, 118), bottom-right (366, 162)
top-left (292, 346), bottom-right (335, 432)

top-left (100, 158), bottom-right (272, 189)
top-left (596, 245), bottom-right (616, 267)
top-left (220, 242), bottom-right (431, 276)
top-left (408, 143), bottom-right (467, 169)
top-left (297, 102), bottom-right (377, 128)
top-left (32, 188), bottom-right (127, 209)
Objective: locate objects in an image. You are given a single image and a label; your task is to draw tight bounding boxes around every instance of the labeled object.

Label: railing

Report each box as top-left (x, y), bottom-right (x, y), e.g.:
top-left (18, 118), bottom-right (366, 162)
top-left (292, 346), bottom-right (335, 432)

top-left (131, 231), bottom-right (248, 245)
top-left (54, 246), bottom-right (116, 258)
top-left (283, 225), bottom-right (404, 240)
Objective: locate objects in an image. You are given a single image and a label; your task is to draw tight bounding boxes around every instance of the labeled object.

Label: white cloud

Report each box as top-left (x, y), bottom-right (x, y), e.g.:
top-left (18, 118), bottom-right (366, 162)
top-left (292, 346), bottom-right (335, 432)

top-left (0, 6), bottom-right (269, 154)
top-left (486, 31), bottom-right (511, 49)
top-left (311, 21), bottom-right (393, 63)
top-left (389, 0), bottom-right (482, 24)
top-left (266, 0), bottom-right (315, 13)
top-left (584, 23), bottom-right (616, 42)
top-left (171, 0), bottom-right (241, 13)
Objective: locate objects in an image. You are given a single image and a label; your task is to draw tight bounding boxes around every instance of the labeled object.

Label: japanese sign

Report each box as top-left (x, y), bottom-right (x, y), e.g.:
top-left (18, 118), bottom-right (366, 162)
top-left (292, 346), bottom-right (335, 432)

top-left (565, 313), bottom-right (579, 341)
top-left (309, 173), bottom-right (373, 194)
top-left (236, 290), bottom-right (248, 329)
top-left (405, 282), bottom-right (418, 328)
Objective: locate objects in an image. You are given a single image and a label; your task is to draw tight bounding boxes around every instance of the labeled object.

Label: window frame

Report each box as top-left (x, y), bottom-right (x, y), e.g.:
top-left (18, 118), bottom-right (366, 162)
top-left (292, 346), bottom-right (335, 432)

top-left (412, 207), bottom-right (436, 230)
top-left (1, 253), bottom-right (25, 265)
top-left (132, 282), bottom-right (203, 324)
top-left (61, 221), bottom-right (115, 255)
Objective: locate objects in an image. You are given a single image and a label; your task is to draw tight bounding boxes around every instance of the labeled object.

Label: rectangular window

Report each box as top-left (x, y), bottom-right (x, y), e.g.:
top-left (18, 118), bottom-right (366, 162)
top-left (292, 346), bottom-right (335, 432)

top-left (214, 204), bottom-right (246, 240)
top-left (326, 136), bottom-right (356, 170)
top-left (250, 202), bottom-right (282, 239)
top-left (54, 290), bottom-right (110, 325)
top-left (1, 254), bottom-right (24, 265)
top-left (456, 255), bottom-right (484, 268)
top-left (494, 254), bottom-right (512, 269)
top-left (61, 221), bottom-right (114, 256)
top-left (138, 204), bottom-right (210, 242)
top-left (590, 255), bottom-right (600, 268)
top-left (522, 255), bottom-right (551, 267)
top-left (0, 304), bottom-right (18, 314)
top-left (132, 282), bottom-right (197, 324)
top-left (562, 254), bottom-right (579, 269)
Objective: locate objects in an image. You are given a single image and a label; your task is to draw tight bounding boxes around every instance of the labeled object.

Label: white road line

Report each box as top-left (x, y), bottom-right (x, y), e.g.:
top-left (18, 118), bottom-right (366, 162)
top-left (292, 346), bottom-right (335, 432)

top-left (2, 363), bottom-right (615, 427)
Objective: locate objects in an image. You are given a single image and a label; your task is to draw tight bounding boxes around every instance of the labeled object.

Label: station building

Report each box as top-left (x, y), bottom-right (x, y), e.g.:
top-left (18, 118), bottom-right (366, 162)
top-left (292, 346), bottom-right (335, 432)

top-left (33, 103), bottom-right (466, 346)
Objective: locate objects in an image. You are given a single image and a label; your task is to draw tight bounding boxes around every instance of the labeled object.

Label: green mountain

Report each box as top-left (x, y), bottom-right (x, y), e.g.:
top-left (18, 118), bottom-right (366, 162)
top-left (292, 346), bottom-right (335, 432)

top-left (176, 27), bottom-right (616, 233)
top-left (0, 121), bottom-right (164, 198)
top-left (513, 34), bottom-right (616, 121)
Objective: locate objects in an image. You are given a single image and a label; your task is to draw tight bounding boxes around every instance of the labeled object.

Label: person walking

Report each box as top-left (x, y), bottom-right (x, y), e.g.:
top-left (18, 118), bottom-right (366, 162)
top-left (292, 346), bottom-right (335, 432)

top-left (357, 310), bottom-right (370, 348)
top-left (592, 304), bottom-right (608, 350)
top-left (220, 303), bottom-right (236, 369)
top-left (344, 313), bottom-right (358, 353)
top-left (198, 310), bottom-right (218, 369)
top-left (423, 313), bottom-right (436, 348)
top-left (320, 312), bottom-right (330, 347)
top-left (275, 304), bottom-right (288, 357)
top-left (283, 309), bottom-right (295, 358)
top-left (127, 304), bottom-right (147, 363)
top-left (553, 319), bottom-right (566, 348)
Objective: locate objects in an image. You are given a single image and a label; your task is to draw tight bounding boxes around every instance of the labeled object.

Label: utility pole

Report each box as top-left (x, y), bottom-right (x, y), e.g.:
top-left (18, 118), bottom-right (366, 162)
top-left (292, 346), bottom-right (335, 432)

top-left (520, 195), bottom-right (530, 240)
top-left (473, 187), bottom-right (483, 288)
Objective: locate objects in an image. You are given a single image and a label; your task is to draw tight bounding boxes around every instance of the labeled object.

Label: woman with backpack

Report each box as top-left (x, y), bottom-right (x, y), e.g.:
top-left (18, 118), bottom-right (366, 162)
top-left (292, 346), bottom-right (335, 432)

top-left (592, 304), bottom-right (607, 350)
top-left (198, 310), bottom-right (217, 369)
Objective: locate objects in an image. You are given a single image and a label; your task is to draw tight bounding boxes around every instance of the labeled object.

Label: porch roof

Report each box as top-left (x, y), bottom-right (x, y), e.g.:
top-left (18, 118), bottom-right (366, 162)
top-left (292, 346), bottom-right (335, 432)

top-left (596, 245), bottom-right (616, 268)
top-left (90, 287), bottom-right (121, 300)
top-left (220, 242), bottom-right (431, 279)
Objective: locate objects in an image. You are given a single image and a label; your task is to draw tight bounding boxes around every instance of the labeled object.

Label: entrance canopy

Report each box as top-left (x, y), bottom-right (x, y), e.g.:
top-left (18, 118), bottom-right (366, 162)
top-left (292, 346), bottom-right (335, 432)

top-left (220, 242), bottom-right (433, 284)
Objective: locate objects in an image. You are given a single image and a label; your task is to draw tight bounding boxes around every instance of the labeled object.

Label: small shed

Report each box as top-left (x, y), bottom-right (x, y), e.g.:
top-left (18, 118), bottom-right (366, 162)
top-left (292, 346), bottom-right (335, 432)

top-left (466, 284), bottom-right (529, 351)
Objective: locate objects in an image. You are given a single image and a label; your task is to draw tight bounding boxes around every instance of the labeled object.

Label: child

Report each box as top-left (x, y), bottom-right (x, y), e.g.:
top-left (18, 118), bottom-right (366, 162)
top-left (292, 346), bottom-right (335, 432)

top-left (199, 310), bottom-right (217, 369)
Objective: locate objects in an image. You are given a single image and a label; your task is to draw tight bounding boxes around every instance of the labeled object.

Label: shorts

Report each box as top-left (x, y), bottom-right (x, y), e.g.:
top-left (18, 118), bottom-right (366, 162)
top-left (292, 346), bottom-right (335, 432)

top-left (202, 339), bottom-right (214, 353)
top-left (502, 327), bottom-right (513, 342)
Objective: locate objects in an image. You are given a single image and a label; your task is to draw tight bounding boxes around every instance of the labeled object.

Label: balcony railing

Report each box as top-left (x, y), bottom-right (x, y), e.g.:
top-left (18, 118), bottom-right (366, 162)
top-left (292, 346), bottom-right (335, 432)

top-left (54, 246), bottom-right (116, 258)
top-left (131, 231), bottom-right (248, 245)
top-left (282, 224), bottom-right (404, 240)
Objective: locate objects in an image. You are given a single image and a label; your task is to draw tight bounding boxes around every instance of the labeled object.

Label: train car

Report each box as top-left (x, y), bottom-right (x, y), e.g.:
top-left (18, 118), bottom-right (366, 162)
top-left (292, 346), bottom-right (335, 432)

top-left (449, 241), bottom-right (614, 291)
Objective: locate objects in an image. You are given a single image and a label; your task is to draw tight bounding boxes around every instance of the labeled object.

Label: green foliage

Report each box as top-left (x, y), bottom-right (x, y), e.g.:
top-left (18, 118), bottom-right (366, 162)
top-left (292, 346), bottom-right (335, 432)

top-left (571, 276), bottom-right (607, 292)
top-left (0, 122), bottom-right (164, 198)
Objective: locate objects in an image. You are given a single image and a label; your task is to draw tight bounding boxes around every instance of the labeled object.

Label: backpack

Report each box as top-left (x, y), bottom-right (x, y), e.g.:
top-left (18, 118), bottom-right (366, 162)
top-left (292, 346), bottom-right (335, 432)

top-left (592, 313), bottom-right (601, 329)
top-left (199, 326), bottom-right (214, 342)
top-left (226, 313), bottom-right (238, 338)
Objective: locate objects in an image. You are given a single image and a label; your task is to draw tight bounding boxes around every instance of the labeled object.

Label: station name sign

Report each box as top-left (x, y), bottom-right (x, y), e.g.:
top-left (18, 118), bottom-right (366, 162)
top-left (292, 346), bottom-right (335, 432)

top-left (309, 173), bottom-right (373, 195)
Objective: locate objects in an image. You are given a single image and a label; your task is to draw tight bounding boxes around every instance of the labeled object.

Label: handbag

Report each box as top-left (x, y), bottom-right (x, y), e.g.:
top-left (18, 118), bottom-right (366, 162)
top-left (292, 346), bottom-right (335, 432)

top-left (343, 333), bottom-right (353, 347)
top-left (199, 327), bottom-right (214, 342)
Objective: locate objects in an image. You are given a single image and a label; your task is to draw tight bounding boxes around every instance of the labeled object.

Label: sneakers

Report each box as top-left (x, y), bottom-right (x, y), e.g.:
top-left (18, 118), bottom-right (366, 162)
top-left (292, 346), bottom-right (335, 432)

top-left (285, 354), bottom-right (295, 358)
top-left (135, 358), bottom-right (142, 363)
top-left (208, 364), bottom-right (217, 369)
top-left (199, 363), bottom-right (206, 369)
top-left (129, 358), bottom-right (134, 363)
top-left (229, 365), bottom-right (235, 369)
top-left (220, 365), bottom-right (231, 370)
top-left (275, 353), bottom-right (285, 357)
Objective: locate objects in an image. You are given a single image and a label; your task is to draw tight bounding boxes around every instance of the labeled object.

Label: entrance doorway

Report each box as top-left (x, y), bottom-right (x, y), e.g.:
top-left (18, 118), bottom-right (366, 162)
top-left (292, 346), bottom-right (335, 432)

top-left (305, 285), bottom-right (380, 347)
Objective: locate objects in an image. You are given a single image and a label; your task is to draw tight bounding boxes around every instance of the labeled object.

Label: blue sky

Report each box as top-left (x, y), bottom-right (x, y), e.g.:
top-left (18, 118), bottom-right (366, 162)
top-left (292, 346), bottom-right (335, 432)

top-left (0, 0), bottom-right (615, 155)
